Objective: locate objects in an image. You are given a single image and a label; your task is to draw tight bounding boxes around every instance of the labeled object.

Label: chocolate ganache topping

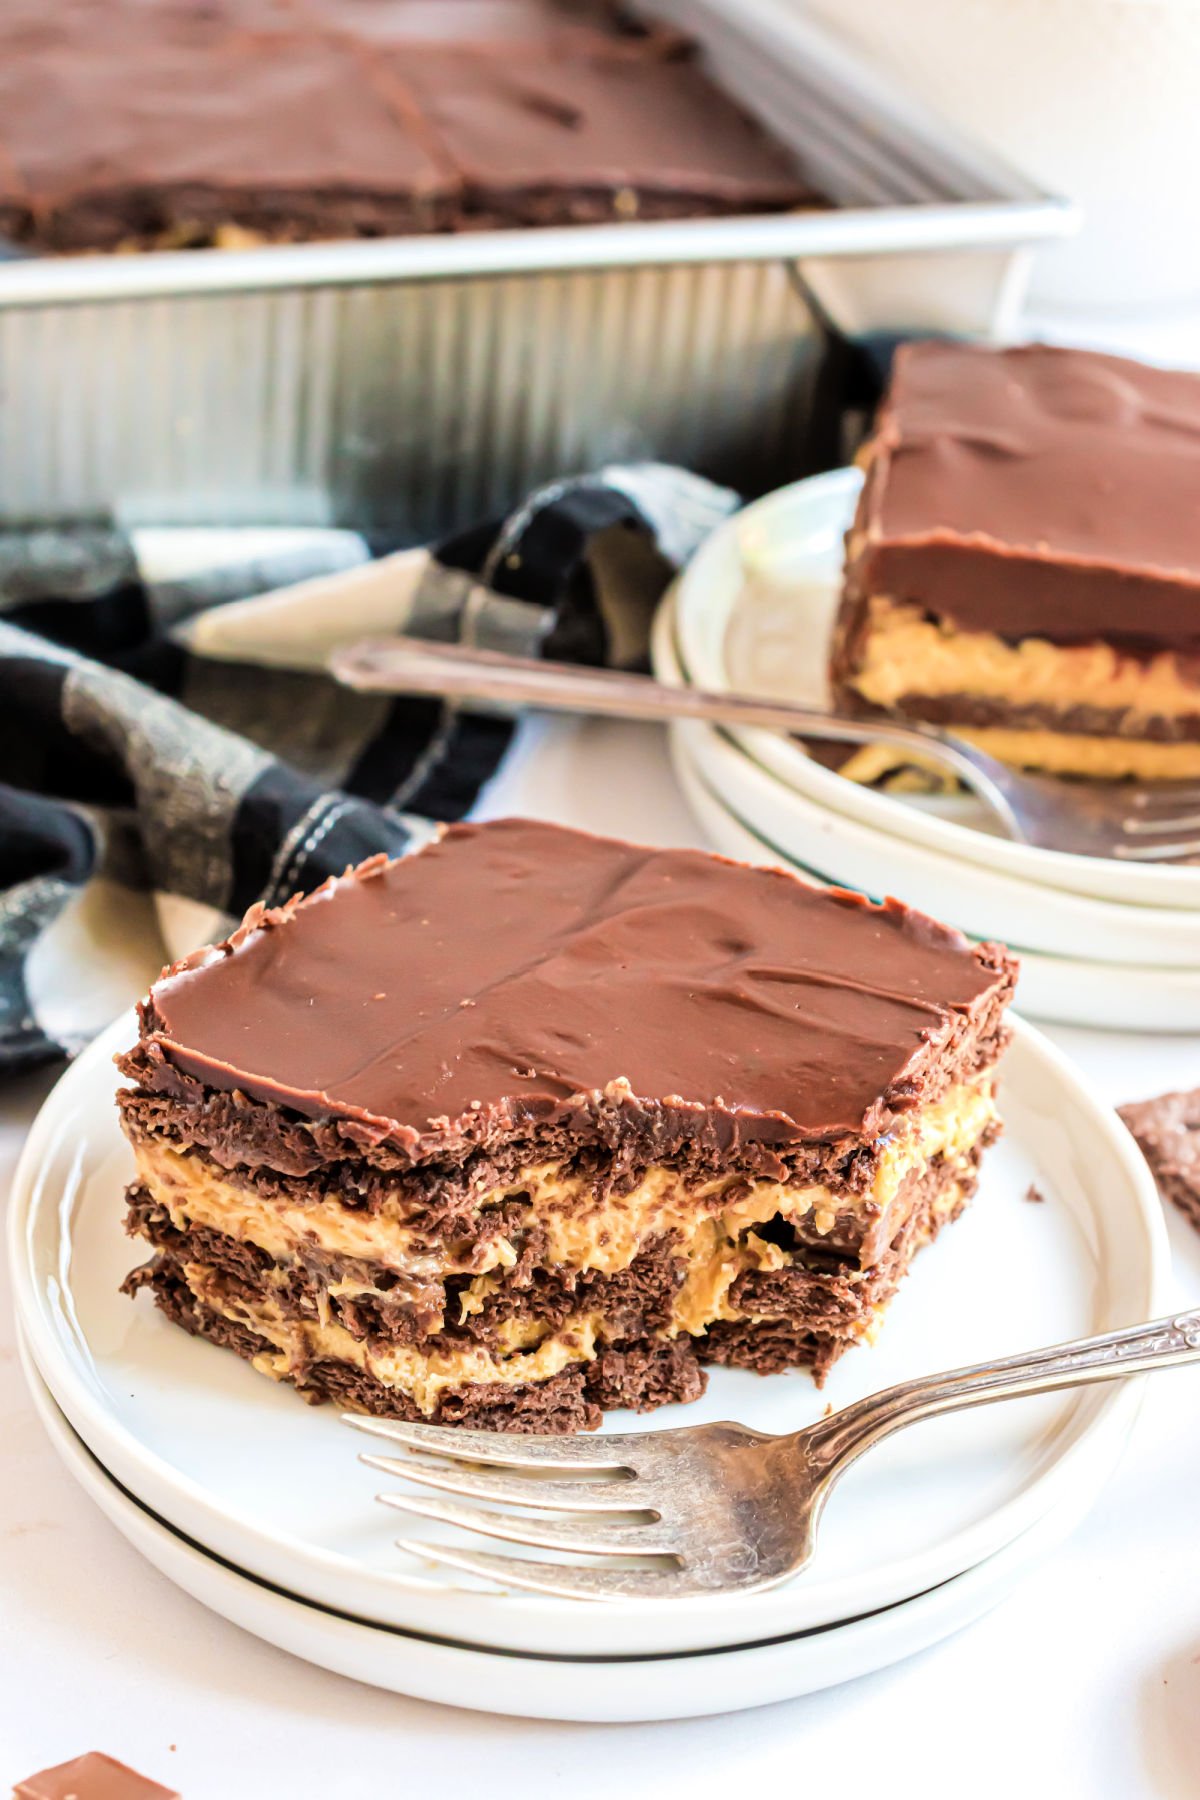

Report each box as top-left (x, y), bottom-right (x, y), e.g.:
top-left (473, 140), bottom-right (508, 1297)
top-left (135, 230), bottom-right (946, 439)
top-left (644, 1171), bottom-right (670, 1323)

top-left (138, 819), bottom-right (1013, 1151)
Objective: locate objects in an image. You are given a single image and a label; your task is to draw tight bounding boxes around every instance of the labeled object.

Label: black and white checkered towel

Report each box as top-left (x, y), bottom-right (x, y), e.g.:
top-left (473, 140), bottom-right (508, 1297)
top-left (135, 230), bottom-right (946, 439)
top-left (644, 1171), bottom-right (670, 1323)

top-left (0, 464), bottom-right (738, 1077)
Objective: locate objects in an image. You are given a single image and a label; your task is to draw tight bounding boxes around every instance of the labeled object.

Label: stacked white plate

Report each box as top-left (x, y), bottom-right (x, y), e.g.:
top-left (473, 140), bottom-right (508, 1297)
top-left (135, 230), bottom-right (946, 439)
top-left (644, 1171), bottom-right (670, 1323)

top-left (12, 1014), bottom-right (1168, 1719)
top-left (653, 469), bottom-right (1200, 1032)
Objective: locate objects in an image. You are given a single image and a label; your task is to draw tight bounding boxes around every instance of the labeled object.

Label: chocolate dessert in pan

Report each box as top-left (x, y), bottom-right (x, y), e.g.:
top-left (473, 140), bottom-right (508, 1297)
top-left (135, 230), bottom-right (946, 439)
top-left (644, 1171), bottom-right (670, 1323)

top-left (117, 819), bottom-right (1015, 1432)
top-left (0, 0), bottom-right (822, 254)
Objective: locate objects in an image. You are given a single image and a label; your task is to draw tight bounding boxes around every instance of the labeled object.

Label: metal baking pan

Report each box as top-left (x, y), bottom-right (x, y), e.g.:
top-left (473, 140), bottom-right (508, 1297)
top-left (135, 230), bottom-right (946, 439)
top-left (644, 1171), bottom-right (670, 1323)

top-left (0, 0), bottom-right (1077, 536)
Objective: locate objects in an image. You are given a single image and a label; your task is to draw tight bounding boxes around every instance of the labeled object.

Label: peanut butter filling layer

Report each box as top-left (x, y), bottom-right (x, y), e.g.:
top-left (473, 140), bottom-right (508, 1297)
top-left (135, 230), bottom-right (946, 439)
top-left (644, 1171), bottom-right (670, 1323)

top-left (172, 1164), bottom-right (977, 1415)
top-left (944, 727), bottom-right (1200, 780)
top-left (839, 596), bottom-right (1200, 778)
top-left (836, 727), bottom-right (1200, 785)
top-left (130, 1076), bottom-right (998, 1290)
top-left (846, 598), bottom-right (1200, 723)
top-left (128, 1080), bottom-right (997, 1413)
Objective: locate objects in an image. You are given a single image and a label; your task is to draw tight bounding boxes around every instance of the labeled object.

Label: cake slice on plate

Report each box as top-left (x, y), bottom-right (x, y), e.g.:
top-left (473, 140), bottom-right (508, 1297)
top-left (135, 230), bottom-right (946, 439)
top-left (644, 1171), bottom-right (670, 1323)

top-left (832, 340), bottom-right (1200, 779)
top-left (117, 818), bottom-right (1016, 1431)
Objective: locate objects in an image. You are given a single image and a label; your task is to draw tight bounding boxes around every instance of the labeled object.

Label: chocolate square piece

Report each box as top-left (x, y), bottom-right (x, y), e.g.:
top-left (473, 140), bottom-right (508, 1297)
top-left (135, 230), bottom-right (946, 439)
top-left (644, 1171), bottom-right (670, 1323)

top-left (832, 341), bottom-right (1200, 780)
top-left (0, 25), bottom-right (456, 250)
top-left (380, 43), bottom-right (815, 226)
top-left (117, 818), bottom-right (1016, 1428)
top-left (13, 1752), bottom-right (179, 1800)
top-left (1119, 1089), bottom-right (1200, 1233)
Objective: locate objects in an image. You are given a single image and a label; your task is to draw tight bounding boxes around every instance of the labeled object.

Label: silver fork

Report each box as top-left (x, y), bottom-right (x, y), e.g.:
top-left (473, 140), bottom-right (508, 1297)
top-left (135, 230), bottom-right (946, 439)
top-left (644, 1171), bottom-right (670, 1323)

top-left (344, 1308), bottom-right (1200, 1602)
top-left (330, 634), bottom-right (1200, 863)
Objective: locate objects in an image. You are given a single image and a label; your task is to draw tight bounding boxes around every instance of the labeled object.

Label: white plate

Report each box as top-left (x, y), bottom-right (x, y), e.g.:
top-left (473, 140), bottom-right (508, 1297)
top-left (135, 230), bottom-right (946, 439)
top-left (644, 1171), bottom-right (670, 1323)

top-left (671, 732), bottom-right (1200, 1033)
top-left (671, 467), bottom-right (1200, 915)
top-left (22, 1346), bottom-right (1128, 1723)
top-left (10, 1009), bottom-right (1166, 1659)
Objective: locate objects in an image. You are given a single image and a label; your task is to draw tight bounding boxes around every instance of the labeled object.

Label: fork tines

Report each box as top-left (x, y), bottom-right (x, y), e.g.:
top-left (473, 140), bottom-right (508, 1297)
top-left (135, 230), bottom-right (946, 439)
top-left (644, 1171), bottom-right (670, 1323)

top-left (343, 1413), bottom-right (690, 1602)
top-left (1116, 783), bottom-right (1200, 860)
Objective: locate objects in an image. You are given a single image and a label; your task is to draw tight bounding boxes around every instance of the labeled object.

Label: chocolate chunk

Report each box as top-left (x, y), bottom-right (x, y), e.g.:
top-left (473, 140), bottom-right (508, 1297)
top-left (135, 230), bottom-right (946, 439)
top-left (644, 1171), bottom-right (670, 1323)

top-left (1119, 1089), bottom-right (1200, 1233)
top-left (13, 1752), bottom-right (179, 1800)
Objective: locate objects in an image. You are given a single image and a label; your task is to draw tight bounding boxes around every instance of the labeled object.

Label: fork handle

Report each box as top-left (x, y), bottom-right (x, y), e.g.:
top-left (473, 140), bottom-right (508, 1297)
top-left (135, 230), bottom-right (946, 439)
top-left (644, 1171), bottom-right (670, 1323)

top-left (328, 633), bottom-right (1019, 835)
top-left (332, 632), bottom-right (954, 754)
top-left (809, 1308), bottom-right (1200, 1470)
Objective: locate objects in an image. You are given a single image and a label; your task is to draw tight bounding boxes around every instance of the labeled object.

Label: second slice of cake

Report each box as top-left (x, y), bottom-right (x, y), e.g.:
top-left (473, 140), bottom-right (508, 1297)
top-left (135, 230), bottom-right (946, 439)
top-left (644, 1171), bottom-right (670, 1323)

top-left (117, 818), bottom-right (1016, 1432)
top-left (832, 341), bottom-right (1200, 779)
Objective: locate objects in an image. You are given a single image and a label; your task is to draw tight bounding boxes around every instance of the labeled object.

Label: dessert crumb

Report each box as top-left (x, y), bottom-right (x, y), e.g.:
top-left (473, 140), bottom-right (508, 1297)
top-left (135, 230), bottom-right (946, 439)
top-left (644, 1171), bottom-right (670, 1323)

top-left (1024, 1182), bottom-right (1046, 1204)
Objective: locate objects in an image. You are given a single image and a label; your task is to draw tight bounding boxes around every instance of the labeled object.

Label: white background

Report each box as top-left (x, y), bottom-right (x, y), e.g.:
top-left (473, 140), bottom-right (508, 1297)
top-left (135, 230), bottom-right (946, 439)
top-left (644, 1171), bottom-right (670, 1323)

top-left (3, 715), bottom-right (1200, 1799)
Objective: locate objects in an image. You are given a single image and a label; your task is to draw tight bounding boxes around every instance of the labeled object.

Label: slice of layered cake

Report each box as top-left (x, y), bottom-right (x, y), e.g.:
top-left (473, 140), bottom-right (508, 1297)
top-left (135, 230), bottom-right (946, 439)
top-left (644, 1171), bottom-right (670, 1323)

top-left (117, 818), bottom-right (1016, 1432)
top-left (832, 340), bottom-right (1200, 779)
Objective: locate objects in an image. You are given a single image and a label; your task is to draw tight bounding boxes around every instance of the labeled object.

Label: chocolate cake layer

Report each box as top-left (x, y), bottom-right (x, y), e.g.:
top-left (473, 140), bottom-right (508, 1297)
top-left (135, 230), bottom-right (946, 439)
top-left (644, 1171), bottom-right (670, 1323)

top-left (858, 698), bottom-right (1200, 780)
top-left (135, 1260), bottom-right (615, 1431)
top-left (119, 1016), bottom-right (1007, 1215)
top-left (117, 819), bottom-right (1015, 1425)
top-left (833, 342), bottom-right (1200, 778)
top-left (119, 1067), bottom-right (1001, 1344)
top-left (0, 1), bottom-right (820, 252)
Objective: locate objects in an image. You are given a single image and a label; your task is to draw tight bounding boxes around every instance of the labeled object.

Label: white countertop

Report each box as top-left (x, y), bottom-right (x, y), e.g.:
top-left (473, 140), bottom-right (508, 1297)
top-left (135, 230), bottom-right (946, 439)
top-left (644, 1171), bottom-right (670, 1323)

top-left (4, 716), bottom-right (1200, 1800)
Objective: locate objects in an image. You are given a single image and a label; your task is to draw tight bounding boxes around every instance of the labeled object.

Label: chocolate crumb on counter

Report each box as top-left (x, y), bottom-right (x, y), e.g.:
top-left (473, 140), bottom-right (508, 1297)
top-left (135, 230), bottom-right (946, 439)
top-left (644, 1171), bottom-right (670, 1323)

top-left (1119, 1089), bottom-right (1200, 1233)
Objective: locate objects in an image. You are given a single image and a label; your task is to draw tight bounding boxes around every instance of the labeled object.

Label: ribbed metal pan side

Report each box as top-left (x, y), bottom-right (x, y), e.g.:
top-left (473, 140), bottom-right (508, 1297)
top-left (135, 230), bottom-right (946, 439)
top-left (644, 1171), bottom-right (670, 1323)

top-left (0, 263), bottom-right (820, 533)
